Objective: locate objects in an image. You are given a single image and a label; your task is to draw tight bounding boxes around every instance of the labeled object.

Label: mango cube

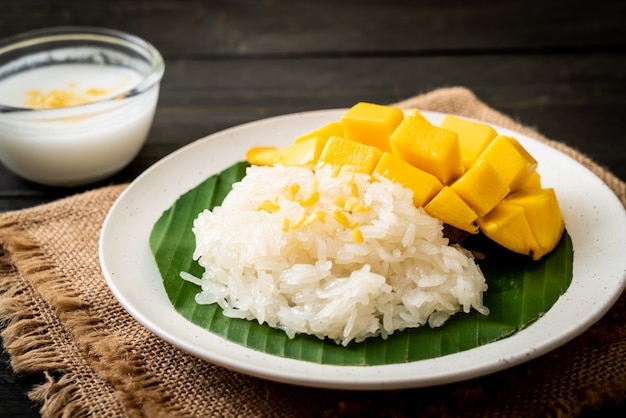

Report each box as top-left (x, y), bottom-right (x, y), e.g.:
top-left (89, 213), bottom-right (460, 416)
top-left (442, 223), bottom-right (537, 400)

top-left (374, 152), bottom-right (443, 207)
top-left (390, 116), bottom-right (463, 184)
top-left (502, 188), bottom-right (564, 260)
top-left (424, 187), bottom-right (479, 234)
top-left (403, 108), bottom-right (427, 120)
top-left (440, 115), bottom-right (498, 169)
top-left (478, 204), bottom-right (540, 258)
top-left (474, 135), bottom-right (537, 191)
top-left (450, 160), bottom-right (510, 217)
top-left (317, 136), bottom-right (383, 174)
top-left (294, 121), bottom-right (344, 143)
top-left (518, 171), bottom-right (542, 190)
top-left (341, 102), bottom-right (404, 153)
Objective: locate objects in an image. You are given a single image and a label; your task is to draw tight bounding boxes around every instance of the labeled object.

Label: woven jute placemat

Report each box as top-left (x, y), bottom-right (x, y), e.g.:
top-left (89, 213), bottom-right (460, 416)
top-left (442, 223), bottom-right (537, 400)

top-left (1, 87), bottom-right (624, 417)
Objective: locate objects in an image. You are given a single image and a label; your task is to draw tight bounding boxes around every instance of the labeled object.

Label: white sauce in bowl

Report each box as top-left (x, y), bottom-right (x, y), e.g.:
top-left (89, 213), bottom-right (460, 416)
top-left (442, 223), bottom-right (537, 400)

top-left (0, 64), bottom-right (142, 108)
top-left (0, 63), bottom-right (159, 186)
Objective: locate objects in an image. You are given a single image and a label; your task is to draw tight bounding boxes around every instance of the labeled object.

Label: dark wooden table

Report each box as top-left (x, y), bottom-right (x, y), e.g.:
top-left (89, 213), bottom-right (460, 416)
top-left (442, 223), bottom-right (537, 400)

top-left (1, 1), bottom-right (624, 416)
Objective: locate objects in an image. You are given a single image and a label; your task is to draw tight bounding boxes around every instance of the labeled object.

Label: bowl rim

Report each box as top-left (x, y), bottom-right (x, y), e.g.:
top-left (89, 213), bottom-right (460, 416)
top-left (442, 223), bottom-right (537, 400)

top-left (0, 26), bottom-right (164, 114)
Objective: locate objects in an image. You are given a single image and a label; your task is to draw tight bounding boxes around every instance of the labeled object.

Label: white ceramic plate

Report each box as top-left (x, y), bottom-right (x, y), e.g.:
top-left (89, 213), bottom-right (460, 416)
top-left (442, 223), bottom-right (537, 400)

top-left (100, 109), bottom-right (626, 390)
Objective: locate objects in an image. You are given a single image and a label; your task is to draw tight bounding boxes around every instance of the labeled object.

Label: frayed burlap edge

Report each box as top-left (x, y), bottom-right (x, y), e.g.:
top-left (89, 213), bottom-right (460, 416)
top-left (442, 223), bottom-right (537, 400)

top-left (0, 220), bottom-right (116, 417)
top-left (0, 186), bottom-right (177, 418)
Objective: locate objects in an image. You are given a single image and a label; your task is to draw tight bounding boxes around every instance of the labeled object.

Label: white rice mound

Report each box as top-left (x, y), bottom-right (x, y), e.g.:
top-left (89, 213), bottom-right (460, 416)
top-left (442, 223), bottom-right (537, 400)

top-left (183, 164), bottom-right (489, 346)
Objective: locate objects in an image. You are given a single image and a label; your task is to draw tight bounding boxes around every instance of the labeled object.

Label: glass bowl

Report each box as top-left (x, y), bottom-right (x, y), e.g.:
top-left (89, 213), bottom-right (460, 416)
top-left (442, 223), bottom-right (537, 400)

top-left (0, 26), bottom-right (165, 186)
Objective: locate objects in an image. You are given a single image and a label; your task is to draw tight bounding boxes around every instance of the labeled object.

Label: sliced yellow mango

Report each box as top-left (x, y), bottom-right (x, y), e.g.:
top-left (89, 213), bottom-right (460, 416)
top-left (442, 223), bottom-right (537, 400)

top-left (374, 152), bottom-right (443, 207)
top-left (518, 170), bottom-right (542, 190)
top-left (341, 102), bottom-right (404, 153)
top-left (278, 136), bottom-right (328, 167)
top-left (478, 203), bottom-right (540, 258)
top-left (294, 121), bottom-right (344, 143)
top-left (450, 160), bottom-right (510, 217)
top-left (403, 108), bottom-right (427, 120)
top-left (474, 135), bottom-right (537, 192)
top-left (502, 188), bottom-right (564, 260)
top-left (317, 136), bottom-right (383, 174)
top-left (390, 116), bottom-right (462, 184)
top-left (246, 146), bottom-right (280, 166)
top-left (246, 137), bottom-right (326, 167)
top-left (440, 115), bottom-right (498, 169)
top-left (424, 186), bottom-right (479, 234)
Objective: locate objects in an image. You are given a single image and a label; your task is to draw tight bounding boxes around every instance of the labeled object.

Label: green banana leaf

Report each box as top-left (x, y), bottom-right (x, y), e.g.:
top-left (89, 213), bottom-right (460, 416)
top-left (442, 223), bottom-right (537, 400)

top-left (149, 161), bottom-right (574, 366)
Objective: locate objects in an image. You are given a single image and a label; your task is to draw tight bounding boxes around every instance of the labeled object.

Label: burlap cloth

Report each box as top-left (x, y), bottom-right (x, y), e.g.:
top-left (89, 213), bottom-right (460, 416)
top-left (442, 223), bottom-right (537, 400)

top-left (1, 87), bottom-right (625, 418)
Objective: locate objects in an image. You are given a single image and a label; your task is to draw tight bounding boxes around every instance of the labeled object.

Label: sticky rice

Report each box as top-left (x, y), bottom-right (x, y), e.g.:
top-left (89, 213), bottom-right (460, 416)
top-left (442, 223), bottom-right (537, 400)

top-left (182, 164), bottom-right (489, 346)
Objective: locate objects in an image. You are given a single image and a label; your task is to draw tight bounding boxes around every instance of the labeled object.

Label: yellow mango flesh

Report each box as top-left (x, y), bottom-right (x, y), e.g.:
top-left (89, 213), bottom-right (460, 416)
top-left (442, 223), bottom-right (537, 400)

top-left (403, 108), bottom-right (427, 120)
top-left (246, 146), bottom-right (280, 166)
top-left (475, 135), bottom-right (538, 192)
top-left (518, 171), bottom-right (542, 190)
top-left (440, 115), bottom-right (498, 169)
top-left (246, 137), bottom-right (326, 167)
top-left (374, 152), bottom-right (443, 208)
top-left (390, 116), bottom-right (462, 184)
top-left (451, 160), bottom-right (510, 217)
top-left (317, 136), bottom-right (383, 174)
top-left (502, 188), bottom-right (564, 260)
top-left (424, 187), bottom-right (479, 234)
top-left (341, 102), bottom-right (404, 153)
top-left (294, 121), bottom-right (344, 143)
top-left (478, 204), bottom-right (539, 258)
top-left (279, 136), bottom-right (328, 167)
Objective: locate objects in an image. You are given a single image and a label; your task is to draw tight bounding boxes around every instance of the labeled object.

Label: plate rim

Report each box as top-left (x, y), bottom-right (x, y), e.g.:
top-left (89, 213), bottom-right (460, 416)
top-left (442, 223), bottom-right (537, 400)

top-left (99, 108), bottom-right (626, 390)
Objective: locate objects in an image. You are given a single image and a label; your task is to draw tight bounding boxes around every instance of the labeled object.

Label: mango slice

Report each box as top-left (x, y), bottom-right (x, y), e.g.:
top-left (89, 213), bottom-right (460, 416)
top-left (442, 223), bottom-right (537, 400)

top-left (317, 136), bottom-right (383, 174)
top-left (474, 135), bottom-right (538, 192)
top-left (341, 102), bottom-right (404, 153)
top-left (246, 136), bottom-right (326, 167)
top-left (424, 187), bottom-right (479, 234)
top-left (478, 204), bottom-right (539, 258)
top-left (390, 116), bottom-right (462, 184)
top-left (451, 160), bottom-right (510, 217)
top-left (280, 136), bottom-right (327, 167)
top-left (374, 152), bottom-right (443, 208)
top-left (440, 115), bottom-right (498, 169)
top-left (294, 121), bottom-right (344, 143)
top-left (246, 146), bottom-right (280, 166)
top-left (502, 188), bottom-right (564, 260)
